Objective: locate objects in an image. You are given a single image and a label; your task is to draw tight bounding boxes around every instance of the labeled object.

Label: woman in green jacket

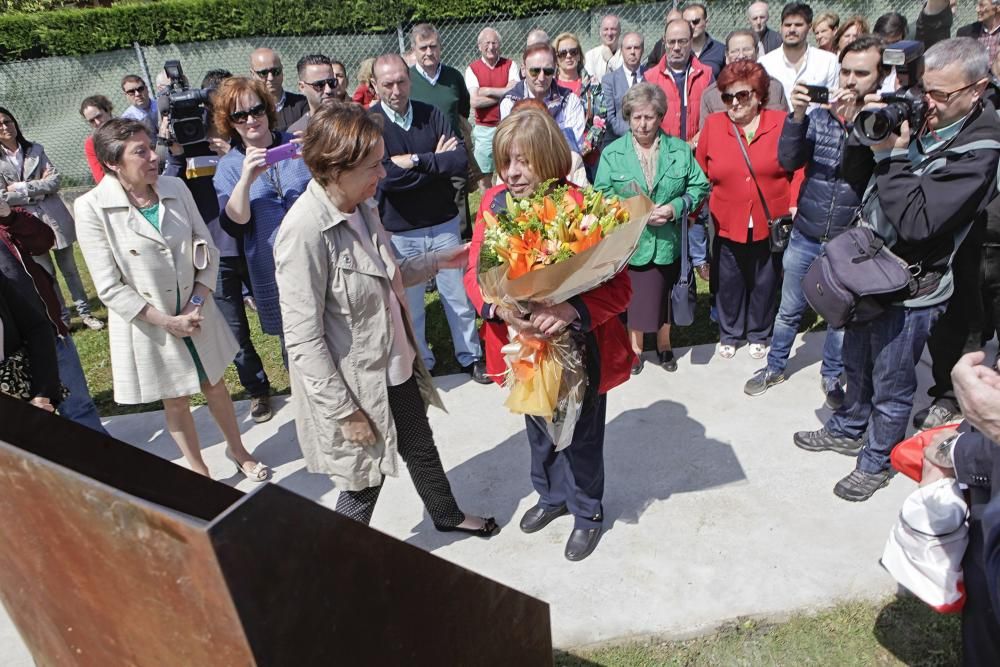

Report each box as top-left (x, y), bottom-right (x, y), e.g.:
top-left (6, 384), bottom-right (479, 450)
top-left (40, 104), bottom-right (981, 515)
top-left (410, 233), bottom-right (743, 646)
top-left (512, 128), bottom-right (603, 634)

top-left (594, 82), bottom-right (708, 374)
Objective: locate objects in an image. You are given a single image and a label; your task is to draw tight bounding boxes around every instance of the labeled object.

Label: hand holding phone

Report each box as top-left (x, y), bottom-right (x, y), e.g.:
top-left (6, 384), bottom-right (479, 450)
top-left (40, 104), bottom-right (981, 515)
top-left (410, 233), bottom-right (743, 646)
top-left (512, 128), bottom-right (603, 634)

top-left (264, 142), bottom-right (301, 166)
top-left (803, 85), bottom-right (829, 104)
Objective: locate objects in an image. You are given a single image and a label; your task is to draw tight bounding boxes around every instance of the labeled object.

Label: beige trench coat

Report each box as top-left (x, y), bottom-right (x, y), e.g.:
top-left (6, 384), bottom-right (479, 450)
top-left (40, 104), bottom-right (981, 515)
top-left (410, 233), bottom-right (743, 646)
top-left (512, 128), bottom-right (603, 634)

top-left (274, 180), bottom-right (443, 492)
top-left (75, 175), bottom-right (237, 404)
top-left (0, 143), bottom-right (77, 249)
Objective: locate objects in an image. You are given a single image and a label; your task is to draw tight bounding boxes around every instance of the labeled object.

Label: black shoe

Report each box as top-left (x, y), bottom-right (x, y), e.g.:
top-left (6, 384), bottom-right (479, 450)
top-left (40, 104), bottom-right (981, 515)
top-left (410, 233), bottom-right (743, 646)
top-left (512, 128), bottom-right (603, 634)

top-left (833, 469), bottom-right (891, 502)
top-left (425, 278), bottom-right (437, 294)
top-left (565, 526), bottom-right (602, 561)
top-left (463, 360), bottom-right (491, 385)
top-left (822, 376), bottom-right (846, 410)
top-left (658, 350), bottom-right (677, 372)
top-left (631, 356), bottom-right (644, 375)
top-left (744, 367), bottom-right (785, 396)
top-left (519, 505), bottom-right (568, 533)
top-left (793, 428), bottom-right (863, 456)
top-left (913, 401), bottom-right (962, 430)
top-left (435, 516), bottom-right (500, 538)
top-left (250, 395), bottom-right (273, 423)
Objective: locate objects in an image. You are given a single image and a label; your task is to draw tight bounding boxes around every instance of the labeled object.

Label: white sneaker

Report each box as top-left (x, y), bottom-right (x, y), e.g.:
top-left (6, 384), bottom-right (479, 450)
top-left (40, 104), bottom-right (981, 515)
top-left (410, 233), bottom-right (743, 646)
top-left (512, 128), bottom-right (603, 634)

top-left (748, 343), bottom-right (767, 359)
top-left (717, 344), bottom-right (736, 359)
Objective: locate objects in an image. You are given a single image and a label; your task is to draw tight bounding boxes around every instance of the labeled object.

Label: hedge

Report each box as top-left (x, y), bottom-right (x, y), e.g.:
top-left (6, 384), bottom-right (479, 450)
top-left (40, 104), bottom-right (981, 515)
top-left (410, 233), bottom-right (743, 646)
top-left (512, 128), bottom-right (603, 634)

top-left (0, 0), bottom-right (645, 62)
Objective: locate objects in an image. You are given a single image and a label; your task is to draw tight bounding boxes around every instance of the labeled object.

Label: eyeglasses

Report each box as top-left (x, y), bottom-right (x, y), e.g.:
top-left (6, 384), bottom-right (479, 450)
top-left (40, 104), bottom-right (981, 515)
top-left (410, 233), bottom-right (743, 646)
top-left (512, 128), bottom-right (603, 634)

top-left (229, 103), bottom-right (268, 124)
top-left (556, 48), bottom-right (580, 59)
top-left (304, 78), bottom-right (339, 91)
top-left (124, 84), bottom-right (146, 96)
top-left (527, 66), bottom-right (556, 77)
top-left (253, 67), bottom-right (283, 80)
top-left (688, 17), bottom-right (703, 25)
top-left (924, 80), bottom-right (981, 103)
top-left (0, 119), bottom-right (15, 128)
top-left (720, 90), bottom-right (754, 106)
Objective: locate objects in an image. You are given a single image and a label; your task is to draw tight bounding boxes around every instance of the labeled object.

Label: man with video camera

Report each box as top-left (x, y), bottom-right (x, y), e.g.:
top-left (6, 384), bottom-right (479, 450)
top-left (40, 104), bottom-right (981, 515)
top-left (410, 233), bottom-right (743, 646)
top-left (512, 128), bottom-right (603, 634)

top-left (794, 37), bottom-right (1000, 502)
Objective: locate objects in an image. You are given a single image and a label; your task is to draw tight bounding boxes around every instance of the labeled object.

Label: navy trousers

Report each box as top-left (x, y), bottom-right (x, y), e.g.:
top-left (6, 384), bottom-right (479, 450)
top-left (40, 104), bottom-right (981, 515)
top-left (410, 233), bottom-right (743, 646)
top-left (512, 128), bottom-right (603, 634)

top-left (525, 393), bottom-right (607, 529)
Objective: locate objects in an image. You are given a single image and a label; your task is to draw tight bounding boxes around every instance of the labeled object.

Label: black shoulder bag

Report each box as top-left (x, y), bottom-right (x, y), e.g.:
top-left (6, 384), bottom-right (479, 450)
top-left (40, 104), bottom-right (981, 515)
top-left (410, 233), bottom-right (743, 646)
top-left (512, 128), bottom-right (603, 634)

top-left (732, 121), bottom-right (793, 252)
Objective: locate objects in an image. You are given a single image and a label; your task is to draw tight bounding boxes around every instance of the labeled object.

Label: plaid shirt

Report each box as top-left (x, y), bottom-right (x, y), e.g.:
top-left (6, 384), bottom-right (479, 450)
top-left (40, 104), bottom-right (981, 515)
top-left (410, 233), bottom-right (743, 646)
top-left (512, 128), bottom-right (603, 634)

top-left (979, 23), bottom-right (1000, 64)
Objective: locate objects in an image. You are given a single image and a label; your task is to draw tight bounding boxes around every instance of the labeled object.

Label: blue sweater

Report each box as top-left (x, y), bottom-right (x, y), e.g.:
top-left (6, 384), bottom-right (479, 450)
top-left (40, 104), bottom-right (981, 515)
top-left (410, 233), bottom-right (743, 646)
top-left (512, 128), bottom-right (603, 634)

top-left (374, 100), bottom-right (468, 233)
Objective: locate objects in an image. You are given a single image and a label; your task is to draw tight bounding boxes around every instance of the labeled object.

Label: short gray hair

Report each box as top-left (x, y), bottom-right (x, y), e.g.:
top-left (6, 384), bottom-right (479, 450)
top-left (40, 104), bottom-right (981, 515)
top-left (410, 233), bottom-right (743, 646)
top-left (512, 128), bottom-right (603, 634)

top-left (410, 22), bottom-right (438, 47)
top-left (93, 118), bottom-right (151, 175)
top-left (924, 37), bottom-right (990, 84)
top-left (622, 82), bottom-right (668, 122)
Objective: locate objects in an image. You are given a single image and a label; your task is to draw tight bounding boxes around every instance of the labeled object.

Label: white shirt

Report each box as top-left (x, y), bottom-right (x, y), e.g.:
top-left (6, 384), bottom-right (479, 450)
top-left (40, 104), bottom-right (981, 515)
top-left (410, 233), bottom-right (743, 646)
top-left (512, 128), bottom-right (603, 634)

top-left (622, 65), bottom-right (642, 89)
top-left (1, 143), bottom-right (24, 179)
top-left (758, 45), bottom-right (840, 111)
top-left (499, 86), bottom-right (586, 149)
top-left (463, 58), bottom-right (521, 96)
top-left (584, 45), bottom-right (623, 80)
top-left (415, 63), bottom-right (442, 86)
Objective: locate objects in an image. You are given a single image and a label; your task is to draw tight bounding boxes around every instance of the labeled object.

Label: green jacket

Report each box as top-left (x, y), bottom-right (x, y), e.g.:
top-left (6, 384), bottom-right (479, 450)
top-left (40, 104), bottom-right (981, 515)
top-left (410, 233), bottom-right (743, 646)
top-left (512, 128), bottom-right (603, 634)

top-left (594, 131), bottom-right (709, 266)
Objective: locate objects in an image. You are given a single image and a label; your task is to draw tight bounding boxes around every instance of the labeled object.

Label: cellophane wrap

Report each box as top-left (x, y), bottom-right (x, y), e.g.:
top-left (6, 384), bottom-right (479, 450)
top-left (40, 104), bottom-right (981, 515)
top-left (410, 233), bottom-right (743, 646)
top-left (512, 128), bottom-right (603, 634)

top-left (478, 193), bottom-right (653, 450)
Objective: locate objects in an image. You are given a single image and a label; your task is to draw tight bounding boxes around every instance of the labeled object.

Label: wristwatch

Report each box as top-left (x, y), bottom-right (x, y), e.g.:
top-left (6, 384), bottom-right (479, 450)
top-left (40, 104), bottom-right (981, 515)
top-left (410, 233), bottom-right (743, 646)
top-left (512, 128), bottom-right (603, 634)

top-left (930, 432), bottom-right (961, 468)
top-left (410, 153), bottom-right (420, 167)
top-left (190, 295), bottom-right (205, 307)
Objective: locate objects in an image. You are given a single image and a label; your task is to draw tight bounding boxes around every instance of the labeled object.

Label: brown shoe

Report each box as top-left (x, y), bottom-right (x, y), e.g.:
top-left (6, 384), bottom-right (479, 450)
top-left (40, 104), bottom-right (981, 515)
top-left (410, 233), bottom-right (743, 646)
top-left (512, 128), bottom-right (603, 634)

top-left (250, 395), bottom-right (273, 423)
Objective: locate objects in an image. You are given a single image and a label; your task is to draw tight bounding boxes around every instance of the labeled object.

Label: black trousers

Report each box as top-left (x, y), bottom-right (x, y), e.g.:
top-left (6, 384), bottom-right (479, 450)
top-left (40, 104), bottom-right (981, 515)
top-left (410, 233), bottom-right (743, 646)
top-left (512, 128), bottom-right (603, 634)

top-left (927, 225), bottom-right (986, 407)
top-left (334, 377), bottom-right (465, 528)
top-left (980, 245), bottom-right (1000, 347)
top-left (713, 236), bottom-right (780, 346)
top-left (525, 393), bottom-right (607, 529)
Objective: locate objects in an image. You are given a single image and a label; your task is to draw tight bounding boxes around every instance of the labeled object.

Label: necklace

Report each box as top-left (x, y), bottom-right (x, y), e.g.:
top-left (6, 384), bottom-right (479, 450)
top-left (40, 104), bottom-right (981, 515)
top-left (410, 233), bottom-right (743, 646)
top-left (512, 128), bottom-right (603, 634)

top-left (125, 185), bottom-right (157, 209)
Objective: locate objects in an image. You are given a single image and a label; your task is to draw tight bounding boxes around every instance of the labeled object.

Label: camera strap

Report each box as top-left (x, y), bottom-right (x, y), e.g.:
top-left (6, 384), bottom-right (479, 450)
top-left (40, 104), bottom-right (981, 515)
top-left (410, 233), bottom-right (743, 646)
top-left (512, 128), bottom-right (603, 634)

top-left (731, 120), bottom-right (775, 223)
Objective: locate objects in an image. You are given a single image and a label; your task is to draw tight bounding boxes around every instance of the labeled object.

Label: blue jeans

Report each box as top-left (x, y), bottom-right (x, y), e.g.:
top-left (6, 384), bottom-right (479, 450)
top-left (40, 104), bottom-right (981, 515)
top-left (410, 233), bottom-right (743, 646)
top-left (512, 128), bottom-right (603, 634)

top-left (767, 229), bottom-right (844, 379)
top-left (689, 211), bottom-right (710, 267)
top-left (826, 304), bottom-right (945, 474)
top-left (389, 216), bottom-right (482, 369)
top-left (214, 255), bottom-right (271, 396)
top-left (56, 336), bottom-right (109, 436)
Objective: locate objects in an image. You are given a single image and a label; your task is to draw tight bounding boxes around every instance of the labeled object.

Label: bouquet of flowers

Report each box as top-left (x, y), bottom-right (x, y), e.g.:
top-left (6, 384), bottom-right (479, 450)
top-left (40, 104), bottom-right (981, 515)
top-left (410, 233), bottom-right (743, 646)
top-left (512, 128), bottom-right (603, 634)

top-left (478, 181), bottom-right (652, 450)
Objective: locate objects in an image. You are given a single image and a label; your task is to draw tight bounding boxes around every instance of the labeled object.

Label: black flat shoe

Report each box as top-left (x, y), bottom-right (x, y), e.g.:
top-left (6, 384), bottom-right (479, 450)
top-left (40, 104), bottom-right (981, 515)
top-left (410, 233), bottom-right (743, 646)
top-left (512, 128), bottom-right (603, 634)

top-left (435, 517), bottom-right (500, 538)
top-left (658, 350), bottom-right (677, 372)
top-left (565, 526), bottom-right (603, 561)
top-left (519, 505), bottom-right (569, 533)
top-left (631, 356), bottom-right (644, 375)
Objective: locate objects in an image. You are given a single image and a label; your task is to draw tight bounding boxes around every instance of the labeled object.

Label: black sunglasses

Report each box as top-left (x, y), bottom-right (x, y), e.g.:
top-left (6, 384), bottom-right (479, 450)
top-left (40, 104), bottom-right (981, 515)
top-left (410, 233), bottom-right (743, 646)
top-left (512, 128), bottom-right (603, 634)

top-left (528, 66), bottom-right (556, 77)
top-left (304, 78), bottom-right (339, 91)
top-left (253, 66), bottom-right (283, 79)
top-left (720, 90), bottom-right (754, 105)
top-left (556, 48), bottom-right (580, 58)
top-left (124, 84), bottom-right (147, 96)
top-left (229, 102), bottom-right (267, 124)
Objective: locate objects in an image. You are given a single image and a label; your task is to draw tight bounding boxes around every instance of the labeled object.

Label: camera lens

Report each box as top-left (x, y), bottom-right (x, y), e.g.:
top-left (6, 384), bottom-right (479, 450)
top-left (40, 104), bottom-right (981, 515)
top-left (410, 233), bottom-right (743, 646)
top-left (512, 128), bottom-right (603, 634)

top-left (854, 102), bottom-right (908, 146)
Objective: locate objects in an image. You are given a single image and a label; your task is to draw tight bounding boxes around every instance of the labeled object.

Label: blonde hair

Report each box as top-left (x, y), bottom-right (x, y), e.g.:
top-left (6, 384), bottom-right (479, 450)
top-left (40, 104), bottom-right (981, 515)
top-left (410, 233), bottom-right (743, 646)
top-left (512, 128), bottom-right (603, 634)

top-left (551, 32), bottom-right (584, 76)
top-left (493, 106), bottom-right (572, 183)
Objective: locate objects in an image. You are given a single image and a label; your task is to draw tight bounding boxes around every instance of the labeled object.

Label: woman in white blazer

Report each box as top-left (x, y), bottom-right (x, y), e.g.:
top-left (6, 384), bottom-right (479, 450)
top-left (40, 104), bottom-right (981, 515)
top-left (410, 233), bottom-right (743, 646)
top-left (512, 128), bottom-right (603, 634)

top-left (0, 106), bottom-right (104, 331)
top-left (75, 118), bottom-right (269, 482)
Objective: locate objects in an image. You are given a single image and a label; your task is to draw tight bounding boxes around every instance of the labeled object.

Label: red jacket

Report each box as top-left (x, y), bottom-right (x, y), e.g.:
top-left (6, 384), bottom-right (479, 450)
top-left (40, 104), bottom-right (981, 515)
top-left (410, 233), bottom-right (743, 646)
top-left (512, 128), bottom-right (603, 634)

top-left (644, 55), bottom-right (713, 140)
top-left (464, 184), bottom-right (635, 395)
top-left (84, 135), bottom-right (104, 184)
top-left (695, 109), bottom-right (804, 244)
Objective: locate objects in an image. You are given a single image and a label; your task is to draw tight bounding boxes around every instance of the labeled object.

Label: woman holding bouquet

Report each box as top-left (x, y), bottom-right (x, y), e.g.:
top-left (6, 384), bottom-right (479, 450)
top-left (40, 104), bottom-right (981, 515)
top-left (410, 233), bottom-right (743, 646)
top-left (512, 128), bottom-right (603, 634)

top-left (594, 83), bottom-right (709, 374)
top-left (273, 104), bottom-right (498, 537)
top-left (463, 106), bottom-right (633, 561)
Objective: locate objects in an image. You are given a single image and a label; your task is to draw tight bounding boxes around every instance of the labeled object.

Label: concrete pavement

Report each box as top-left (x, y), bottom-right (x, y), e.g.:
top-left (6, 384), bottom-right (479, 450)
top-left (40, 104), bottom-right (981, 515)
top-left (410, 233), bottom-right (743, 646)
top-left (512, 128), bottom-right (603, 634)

top-left (1, 333), bottom-right (938, 659)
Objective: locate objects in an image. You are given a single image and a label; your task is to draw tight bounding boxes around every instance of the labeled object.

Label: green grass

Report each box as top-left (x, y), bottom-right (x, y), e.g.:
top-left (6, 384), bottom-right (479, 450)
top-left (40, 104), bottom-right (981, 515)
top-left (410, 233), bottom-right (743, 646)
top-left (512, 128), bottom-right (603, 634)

top-left (554, 596), bottom-right (962, 666)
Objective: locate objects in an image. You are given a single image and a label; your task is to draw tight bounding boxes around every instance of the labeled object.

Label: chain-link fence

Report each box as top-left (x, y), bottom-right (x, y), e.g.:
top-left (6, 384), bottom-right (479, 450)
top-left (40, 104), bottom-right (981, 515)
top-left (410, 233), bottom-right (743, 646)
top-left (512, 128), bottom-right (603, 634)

top-left (0, 0), bottom-right (974, 187)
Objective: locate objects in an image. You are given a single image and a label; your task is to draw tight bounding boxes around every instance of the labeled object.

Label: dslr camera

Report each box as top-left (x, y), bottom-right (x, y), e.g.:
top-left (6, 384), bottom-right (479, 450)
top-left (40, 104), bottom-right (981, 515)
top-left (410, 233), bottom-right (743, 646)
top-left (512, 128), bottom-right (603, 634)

top-left (853, 41), bottom-right (929, 146)
top-left (163, 60), bottom-right (212, 146)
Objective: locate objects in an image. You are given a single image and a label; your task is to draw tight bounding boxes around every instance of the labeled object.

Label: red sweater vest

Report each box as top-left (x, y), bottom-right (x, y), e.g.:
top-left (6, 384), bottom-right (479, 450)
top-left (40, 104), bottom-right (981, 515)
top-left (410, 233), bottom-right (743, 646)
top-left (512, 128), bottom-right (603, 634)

top-left (468, 57), bottom-right (513, 127)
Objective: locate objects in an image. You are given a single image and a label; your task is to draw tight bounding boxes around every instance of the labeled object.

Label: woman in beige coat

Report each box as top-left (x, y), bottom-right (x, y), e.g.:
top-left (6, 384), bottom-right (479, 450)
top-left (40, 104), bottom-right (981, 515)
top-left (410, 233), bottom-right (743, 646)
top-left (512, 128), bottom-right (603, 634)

top-left (75, 118), bottom-right (269, 482)
top-left (274, 104), bottom-right (497, 536)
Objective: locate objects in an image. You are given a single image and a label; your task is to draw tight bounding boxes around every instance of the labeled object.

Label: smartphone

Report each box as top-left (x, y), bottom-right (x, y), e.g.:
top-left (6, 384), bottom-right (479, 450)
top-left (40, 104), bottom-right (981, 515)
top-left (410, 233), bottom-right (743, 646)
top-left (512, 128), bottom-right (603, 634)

top-left (804, 85), bottom-right (829, 104)
top-left (264, 142), bottom-right (301, 166)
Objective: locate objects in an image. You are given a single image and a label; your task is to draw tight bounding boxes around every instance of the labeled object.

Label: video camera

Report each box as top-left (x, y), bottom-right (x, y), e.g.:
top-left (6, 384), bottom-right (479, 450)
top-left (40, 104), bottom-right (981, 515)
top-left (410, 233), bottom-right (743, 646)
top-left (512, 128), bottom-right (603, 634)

top-left (853, 41), bottom-right (928, 146)
top-left (163, 60), bottom-right (212, 146)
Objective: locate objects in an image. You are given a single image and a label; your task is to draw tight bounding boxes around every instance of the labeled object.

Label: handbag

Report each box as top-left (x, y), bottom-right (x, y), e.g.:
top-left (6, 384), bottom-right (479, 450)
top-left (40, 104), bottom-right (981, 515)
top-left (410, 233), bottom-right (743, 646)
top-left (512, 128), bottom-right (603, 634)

top-left (670, 194), bottom-right (697, 326)
top-left (732, 121), bottom-right (793, 253)
top-left (0, 348), bottom-right (33, 401)
top-left (801, 226), bottom-right (918, 329)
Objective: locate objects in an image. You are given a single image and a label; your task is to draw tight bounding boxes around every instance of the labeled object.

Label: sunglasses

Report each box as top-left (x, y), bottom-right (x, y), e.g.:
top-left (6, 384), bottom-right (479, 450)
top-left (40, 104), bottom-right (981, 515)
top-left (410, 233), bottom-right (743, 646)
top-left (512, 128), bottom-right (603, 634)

top-left (124, 84), bottom-right (146, 96)
top-left (304, 78), bottom-right (339, 91)
top-left (229, 102), bottom-right (268, 124)
top-left (688, 17), bottom-right (703, 25)
top-left (528, 66), bottom-right (557, 77)
top-left (253, 67), bottom-right (283, 79)
top-left (721, 90), bottom-right (754, 105)
top-left (556, 48), bottom-right (580, 59)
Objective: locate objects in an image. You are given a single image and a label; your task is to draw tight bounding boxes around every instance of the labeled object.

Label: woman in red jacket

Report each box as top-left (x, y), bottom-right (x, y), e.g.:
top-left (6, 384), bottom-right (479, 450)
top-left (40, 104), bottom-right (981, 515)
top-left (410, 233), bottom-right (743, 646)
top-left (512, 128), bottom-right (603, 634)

top-left (696, 61), bottom-right (801, 360)
top-left (463, 104), bottom-right (633, 562)
top-left (79, 95), bottom-right (114, 184)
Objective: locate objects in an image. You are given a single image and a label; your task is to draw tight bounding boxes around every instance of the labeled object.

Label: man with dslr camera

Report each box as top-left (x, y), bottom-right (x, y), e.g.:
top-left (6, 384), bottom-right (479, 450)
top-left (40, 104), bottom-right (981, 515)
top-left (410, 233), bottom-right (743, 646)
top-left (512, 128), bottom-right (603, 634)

top-left (794, 37), bottom-right (1000, 502)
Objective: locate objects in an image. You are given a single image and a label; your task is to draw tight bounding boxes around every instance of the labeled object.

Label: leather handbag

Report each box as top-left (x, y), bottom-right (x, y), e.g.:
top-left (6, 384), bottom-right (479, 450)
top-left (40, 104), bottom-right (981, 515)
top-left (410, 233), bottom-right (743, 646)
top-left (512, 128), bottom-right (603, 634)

top-left (670, 194), bottom-right (697, 326)
top-left (732, 121), bottom-right (793, 252)
top-left (801, 226), bottom-right (917, 329)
